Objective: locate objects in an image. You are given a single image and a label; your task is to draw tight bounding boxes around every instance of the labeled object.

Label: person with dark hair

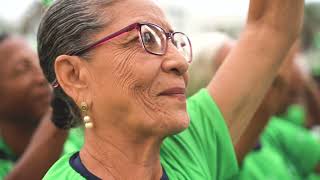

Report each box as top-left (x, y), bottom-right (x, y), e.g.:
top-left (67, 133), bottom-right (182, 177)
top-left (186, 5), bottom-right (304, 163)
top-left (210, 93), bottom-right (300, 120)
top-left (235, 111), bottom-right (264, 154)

top-left (0, 34), bottom-right (52, 178)
top-left (37, 0), bottom-right (304, 179)
top-left (0, 35), bottom-right (84, 180)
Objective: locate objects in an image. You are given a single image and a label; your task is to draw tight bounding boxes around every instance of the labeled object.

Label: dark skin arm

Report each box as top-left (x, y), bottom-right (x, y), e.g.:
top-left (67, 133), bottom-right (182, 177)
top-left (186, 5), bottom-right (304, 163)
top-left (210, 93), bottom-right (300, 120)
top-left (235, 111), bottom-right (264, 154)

top-left (5, 109), bottom-right (68, 180)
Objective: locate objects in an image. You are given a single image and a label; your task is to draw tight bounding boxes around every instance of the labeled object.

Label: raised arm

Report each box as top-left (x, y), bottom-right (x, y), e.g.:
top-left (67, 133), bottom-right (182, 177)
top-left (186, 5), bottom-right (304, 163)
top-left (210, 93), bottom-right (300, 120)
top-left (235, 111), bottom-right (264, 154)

top-left (208, 0), bottom-right (305, 144)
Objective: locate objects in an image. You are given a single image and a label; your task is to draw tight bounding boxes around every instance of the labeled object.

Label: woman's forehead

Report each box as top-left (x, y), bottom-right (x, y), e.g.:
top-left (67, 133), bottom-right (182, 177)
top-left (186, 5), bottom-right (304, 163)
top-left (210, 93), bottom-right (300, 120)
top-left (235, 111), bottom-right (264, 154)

top-left (0, 38), bottom-right (29, 63)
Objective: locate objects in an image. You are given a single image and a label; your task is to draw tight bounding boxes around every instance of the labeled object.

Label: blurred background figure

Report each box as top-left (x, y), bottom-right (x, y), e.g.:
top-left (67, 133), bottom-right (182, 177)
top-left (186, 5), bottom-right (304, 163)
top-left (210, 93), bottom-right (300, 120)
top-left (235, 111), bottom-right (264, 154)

top-left (0, 33), bottom-right (83, 180)
top-left (187, 32), bottom-right (234, 96)
top-left (186, 30), bottom-right (320, 179)
top-left (236, 40), bottom-right (320, 179)
top-left (239, 118), bottom-right (320, 180)
top-left (0, 33), bottom-right (52, 178)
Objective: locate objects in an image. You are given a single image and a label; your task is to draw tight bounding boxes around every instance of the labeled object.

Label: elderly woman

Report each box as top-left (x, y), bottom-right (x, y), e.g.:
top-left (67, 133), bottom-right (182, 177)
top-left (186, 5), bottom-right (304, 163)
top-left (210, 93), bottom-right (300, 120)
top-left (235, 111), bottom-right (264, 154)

top-left (39, 0), bottom-right (304, 179)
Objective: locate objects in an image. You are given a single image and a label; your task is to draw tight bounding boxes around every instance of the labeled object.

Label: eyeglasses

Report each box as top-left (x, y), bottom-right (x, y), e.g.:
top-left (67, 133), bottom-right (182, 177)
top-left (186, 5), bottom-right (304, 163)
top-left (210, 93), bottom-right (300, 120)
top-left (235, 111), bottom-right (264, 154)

top-left (52, 22), bottom-right (192, 88)
top-left (71, 22), bottom-right (193, 63)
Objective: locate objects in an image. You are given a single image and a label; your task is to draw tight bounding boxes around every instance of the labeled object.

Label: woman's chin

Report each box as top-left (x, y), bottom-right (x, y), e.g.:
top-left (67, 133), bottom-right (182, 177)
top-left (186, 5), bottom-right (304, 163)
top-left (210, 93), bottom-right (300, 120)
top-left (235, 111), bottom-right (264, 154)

top-left (165, 113), bottom-right (190, 136)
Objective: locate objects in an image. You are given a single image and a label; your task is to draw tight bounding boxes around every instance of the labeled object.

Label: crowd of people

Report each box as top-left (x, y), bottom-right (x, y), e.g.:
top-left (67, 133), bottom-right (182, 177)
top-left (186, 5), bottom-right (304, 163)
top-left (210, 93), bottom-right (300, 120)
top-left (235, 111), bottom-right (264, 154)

top-left (0, 0), bottom-right (319, 179)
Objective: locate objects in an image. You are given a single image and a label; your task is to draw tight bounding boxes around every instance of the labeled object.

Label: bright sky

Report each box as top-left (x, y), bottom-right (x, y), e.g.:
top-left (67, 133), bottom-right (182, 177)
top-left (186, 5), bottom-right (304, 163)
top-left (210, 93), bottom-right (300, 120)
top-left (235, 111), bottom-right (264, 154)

top-left (0, 0), bottom-right (319, 23)
top-left (0, 0), bottom-right (250, 24)
top-left (0, 0), bottom-right (37, 22)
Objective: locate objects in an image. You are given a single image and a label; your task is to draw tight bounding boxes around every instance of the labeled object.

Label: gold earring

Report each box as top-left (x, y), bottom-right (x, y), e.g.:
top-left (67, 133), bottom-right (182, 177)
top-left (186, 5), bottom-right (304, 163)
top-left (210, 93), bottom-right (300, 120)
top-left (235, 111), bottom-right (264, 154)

top-left (80, 102), bottom-right (93, 129)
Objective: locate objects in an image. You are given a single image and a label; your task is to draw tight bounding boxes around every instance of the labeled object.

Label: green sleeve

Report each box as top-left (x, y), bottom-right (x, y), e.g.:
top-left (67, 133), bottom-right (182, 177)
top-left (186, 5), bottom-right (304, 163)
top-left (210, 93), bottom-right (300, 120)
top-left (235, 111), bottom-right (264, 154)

top-left (160, 89), bottom-right (239, 180)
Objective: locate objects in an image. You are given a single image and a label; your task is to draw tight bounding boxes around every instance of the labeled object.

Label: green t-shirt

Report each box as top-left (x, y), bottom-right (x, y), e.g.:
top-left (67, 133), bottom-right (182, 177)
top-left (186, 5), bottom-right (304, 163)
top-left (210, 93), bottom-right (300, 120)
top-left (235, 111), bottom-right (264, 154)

top-left (44, 89), bottom-right (239, 179)
top-left (261, 118), bottom-right (320, 179)
top-left (237, 117), bottom-right (320, 180)
top-left (308, 174), bottom-right (320, 180)
top-left (283, 104), bottom-right (306, 127)
top-left (0, 127), bottom-right (83, 179)
top-left (63, 127), bottom-right (84, 155)
top-left (237, 147), bottom-right (295, 180)
top-left (0, 138), bottom-right (15, 179)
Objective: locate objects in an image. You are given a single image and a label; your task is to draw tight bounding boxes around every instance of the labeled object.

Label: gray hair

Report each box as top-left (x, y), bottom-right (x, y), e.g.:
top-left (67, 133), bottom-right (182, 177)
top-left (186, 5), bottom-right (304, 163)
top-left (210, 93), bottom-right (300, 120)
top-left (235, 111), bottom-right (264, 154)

top-left (37, 0), bottom-right (114, 129)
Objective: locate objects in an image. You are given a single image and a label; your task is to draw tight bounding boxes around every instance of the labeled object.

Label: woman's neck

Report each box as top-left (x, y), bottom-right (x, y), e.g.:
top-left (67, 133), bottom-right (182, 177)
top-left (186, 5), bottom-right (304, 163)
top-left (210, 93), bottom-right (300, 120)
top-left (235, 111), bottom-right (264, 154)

top-left (80, 129), bottom-right (164, 180)
top-left (0, 120), bottom-right (37, 157)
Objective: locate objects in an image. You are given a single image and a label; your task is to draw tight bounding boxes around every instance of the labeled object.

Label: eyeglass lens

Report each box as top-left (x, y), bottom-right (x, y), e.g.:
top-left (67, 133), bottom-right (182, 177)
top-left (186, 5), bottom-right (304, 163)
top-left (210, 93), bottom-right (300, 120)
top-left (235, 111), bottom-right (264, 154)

top-left (140, 24), bottom-right (192, 63)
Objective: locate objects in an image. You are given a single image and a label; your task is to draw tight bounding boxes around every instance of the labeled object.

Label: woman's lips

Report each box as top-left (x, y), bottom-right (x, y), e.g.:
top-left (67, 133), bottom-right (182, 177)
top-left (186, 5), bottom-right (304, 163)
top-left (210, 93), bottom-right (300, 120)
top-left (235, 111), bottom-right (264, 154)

top-left (158, 87), bottom-right (186, 101)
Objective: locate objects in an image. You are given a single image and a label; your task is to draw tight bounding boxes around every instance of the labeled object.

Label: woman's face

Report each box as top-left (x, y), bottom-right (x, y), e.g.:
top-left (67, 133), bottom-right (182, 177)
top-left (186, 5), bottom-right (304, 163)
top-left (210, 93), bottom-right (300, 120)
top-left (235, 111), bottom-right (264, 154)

top-left (83, 0), bottom-right (190, 137)
top-left (0, 37), bottom-right (52, 124)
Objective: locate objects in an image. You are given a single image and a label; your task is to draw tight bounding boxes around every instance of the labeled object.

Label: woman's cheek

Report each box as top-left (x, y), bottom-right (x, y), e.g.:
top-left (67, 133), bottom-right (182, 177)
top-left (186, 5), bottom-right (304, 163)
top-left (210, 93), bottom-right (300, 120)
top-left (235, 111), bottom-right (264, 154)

top-left (111, 47), bottom-right (140, 94)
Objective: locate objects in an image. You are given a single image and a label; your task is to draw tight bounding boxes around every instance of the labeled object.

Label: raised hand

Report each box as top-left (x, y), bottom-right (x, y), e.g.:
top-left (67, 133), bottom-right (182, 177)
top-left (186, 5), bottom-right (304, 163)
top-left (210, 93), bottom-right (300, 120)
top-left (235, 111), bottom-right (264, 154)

top-left (247, 0), bottom-right (304, 44)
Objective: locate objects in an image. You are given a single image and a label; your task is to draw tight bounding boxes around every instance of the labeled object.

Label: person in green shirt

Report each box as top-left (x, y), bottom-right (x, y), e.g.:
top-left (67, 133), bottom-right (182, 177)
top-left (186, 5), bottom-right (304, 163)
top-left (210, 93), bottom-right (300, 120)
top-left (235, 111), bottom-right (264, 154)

top-left (0, 33), bottom-right (83, 180)
top-left (36, 0), bottom-right (304, 179)
top-left (261, 118), bottom-right (320, 179)
top-left (238, 146), bottom-right (294, 180)
top-left (283, 104), bottom-right (306, 127)
top-left (237, 117), bottom-right (320, 180)
top-left (0, 33), bottom-right (52, 179)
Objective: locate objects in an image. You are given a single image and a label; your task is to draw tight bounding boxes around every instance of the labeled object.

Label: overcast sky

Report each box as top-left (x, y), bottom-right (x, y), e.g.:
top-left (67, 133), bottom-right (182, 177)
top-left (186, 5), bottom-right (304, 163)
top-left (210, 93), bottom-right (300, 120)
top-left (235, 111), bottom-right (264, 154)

top-left (0, 0), bottom-right (319, 23)
top-left (0, 0), bottom-right (36, 21)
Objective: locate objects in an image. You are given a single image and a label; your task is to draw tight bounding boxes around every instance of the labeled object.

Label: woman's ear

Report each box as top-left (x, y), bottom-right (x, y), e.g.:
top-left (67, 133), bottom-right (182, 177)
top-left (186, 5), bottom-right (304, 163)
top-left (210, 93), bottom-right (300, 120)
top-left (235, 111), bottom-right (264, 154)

top-left (55, 55), bottom-right (90, 103)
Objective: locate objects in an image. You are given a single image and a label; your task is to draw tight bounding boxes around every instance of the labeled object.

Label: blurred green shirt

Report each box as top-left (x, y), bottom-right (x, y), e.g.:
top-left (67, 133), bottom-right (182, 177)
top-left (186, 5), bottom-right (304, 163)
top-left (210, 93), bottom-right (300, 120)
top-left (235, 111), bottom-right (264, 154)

top-left (238, 147), bottom-right (294, 180)
top-left (261, 118), bottom-right (320, 179)
top-left (0, 138), bottom-right (15, 179)
top-left (308, 174), bottom-right (320, 180)
top-left (44, 89), bottom-right (239, 179)
top-left (238, 117), bottom-right (320, 180)
top-left (0, 127), bottom-right (84, 179)
top-left (63, 127), bottom-right (84, 154)
top-left (283, 104), bottom-right (306, 127)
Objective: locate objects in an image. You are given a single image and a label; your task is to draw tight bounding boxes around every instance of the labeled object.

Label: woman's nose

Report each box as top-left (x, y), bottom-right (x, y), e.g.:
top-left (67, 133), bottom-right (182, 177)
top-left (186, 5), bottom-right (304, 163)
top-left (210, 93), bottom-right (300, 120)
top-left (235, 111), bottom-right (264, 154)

top-left (32, 65), bottom-right (49, 86)
top-left (161, 43), bottom-right (189, 76)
